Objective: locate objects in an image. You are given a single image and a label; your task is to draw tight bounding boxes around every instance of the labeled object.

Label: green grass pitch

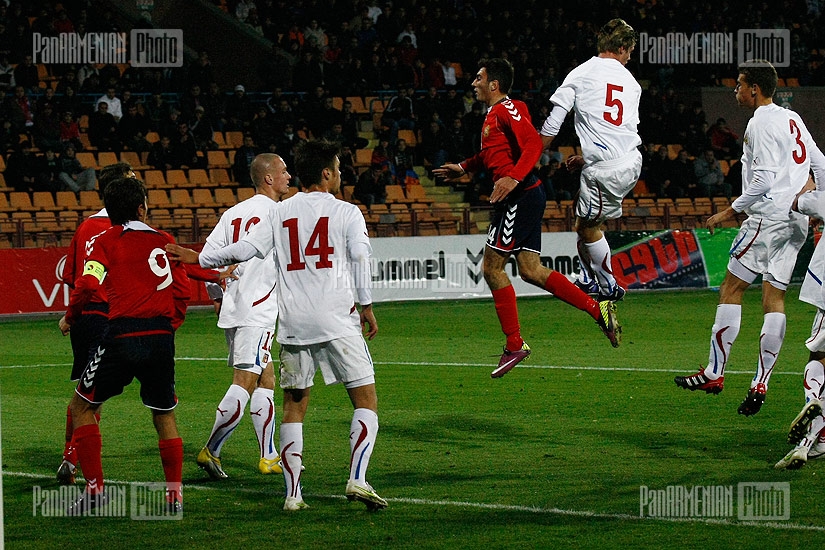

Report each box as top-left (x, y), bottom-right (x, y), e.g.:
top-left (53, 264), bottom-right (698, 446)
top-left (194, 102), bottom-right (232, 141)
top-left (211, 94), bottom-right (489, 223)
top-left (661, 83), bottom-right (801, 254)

top-left (2, 289), bottom-right (824, 548)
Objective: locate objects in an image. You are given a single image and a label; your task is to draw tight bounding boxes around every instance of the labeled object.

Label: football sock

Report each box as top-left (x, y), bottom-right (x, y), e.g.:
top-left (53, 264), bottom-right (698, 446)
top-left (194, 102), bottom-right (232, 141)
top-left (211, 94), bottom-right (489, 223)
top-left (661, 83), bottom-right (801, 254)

top-left (491, 285), bottom-right (523, 351)
top-left (800, 415), bottom-right (825, 450)
top-left (206, 384), bottom-right (249, 455)
top-left (584, 236), bottom-right (617, 293)
top-left (280, 422), bottom-right (303, 500)
top-left (544, 271), bottom-right (601, 320)
top-left (704, 304), bottom-right (741, 379)
top-left (74, 423), bottom-right (103, 495)
top-left (158, 437), bottom-right (183, 503)
top-left (803, 360), bottom-right (825, 403)
top-left (576, 239), bottom-right (595, 286)
top-left (753, 312), bottom-right (786, 389)
top-left (250, 387), bottom-right (278, 459)
top-left (349, 408), bottom-right (378, 483)
top-left (63, 404), bottom-right (76, 466)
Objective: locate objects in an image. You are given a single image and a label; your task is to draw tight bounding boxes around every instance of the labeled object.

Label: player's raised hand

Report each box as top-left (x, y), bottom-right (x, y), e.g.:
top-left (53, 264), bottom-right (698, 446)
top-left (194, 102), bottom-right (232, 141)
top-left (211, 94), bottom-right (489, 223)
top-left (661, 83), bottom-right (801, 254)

top-left (432, 163), bottom-right (465, 182)
top-left (165, 243), bottom-right (200, 264)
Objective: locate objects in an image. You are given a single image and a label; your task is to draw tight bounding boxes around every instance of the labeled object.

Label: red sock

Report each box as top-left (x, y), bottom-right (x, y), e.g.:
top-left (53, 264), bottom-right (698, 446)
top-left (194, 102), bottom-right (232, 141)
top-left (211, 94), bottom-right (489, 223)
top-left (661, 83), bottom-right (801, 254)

top-left (74, 423), bottom-right (103, 495)
top-left (63, 405), bottom-right (76, 465)
top-left (159, 437), bottom-right (183, 503)
top-left (491, 285), bottom-right (523, 351)
top-left (544, 271), bottom-right (600, 321)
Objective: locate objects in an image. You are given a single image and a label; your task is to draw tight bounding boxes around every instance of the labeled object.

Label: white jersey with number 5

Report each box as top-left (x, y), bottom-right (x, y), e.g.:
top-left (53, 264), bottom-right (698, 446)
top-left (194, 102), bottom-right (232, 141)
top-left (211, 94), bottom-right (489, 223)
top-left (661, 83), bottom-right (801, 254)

top-left (205, 194), bottom-right (279, 329)
top-left (741, 103), bottom-right (823, 219)
top-left (550, 56), bottom-right (642, 164)
top-left (245, 191), bottom-right (371, 345)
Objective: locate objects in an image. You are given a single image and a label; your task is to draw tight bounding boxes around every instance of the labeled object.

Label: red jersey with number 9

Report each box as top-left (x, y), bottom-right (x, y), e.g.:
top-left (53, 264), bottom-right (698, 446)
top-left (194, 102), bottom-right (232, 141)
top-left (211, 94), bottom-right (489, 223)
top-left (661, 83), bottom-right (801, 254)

top-left (69, 221), bottom-right (188, 324)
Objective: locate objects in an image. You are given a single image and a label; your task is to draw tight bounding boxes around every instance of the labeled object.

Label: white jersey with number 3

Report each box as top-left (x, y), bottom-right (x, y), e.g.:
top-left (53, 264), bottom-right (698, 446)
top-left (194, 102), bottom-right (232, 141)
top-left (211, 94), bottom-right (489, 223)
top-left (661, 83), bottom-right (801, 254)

top-left (741, 103), bottom-right (821, 219)
top-left (205, 194), bottom-right (279, 329)
top-left (550, 56), bottom-right (642, 164)
top-left (245, 192), bottom-right (371, 345)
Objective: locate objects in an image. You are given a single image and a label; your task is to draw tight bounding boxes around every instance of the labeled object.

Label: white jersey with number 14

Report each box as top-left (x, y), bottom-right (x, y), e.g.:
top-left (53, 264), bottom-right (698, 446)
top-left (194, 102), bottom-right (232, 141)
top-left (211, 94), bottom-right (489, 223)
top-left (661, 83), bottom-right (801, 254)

top-left (245, 191), bottom-right (371, 345)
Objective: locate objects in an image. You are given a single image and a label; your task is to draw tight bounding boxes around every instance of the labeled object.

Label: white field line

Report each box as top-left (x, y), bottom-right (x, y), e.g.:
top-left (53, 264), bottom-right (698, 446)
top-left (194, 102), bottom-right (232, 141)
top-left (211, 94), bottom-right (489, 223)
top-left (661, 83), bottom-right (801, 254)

top-left (1, 358), bottom-right (803, 378)
top-left (7, 470), bottom-right (824, 532)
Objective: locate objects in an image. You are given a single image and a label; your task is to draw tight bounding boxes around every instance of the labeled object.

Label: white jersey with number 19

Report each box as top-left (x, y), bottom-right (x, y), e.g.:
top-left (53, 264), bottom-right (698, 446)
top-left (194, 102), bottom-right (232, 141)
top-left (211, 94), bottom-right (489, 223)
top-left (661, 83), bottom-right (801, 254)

top-left (245, 192), bottom-right (371, 345)
top-left (550, 56), bottom-right (642, 164)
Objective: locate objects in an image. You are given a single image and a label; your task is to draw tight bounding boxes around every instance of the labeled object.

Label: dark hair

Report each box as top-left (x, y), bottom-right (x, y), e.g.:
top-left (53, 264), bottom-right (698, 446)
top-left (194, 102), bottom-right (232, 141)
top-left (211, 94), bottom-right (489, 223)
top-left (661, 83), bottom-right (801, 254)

top-left (97, 161), bottom-right (132, 196)
top-left (103, 177), bottom-right (147, 225)
top-left (479, 58), bottom-right (514, 95)
top-left (597, 18), bottom-right (636, 54)
top-left (294, 140), bottom-right (339, 189)
top-left (738, 59), bottom-right (777, 98)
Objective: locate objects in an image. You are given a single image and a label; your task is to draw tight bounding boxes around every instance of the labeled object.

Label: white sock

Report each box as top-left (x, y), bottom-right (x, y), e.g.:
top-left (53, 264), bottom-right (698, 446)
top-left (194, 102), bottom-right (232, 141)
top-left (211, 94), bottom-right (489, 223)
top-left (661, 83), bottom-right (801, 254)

top-left (576, 239), bottom-right (595, 286)
top-left (803, 360), bottom-right (825, 403)
top-left (250, 387), bottom-right (278, 459)
top-left (704, 304), bottom-right (741, 379)
top-left (349, 408), bottom-right (378, 483)
top-left (280, 422), bottom-right (303, 499)
top-left (206, 384), bottom-right (250, 455)
top-left (584, 237), bottom-right (617, 293)
top-left (753, 313), bottom-right (786, 390)
top-left (800, 414), bottom-right (825, 450)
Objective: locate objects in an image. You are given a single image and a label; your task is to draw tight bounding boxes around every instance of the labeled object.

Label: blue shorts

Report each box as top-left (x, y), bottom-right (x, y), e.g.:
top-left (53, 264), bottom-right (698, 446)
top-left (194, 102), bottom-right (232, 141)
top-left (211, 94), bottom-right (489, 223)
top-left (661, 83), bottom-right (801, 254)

top-left (486, 182), bottom-right (545, 254)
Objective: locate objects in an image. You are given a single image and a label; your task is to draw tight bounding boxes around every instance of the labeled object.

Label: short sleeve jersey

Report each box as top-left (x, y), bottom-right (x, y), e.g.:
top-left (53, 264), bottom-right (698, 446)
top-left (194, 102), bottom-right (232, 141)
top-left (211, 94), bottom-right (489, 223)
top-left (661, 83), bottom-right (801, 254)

top-left (63, 209), bottom-right (110, 305)
top-left (741, 103), bottom-right (819, 219)
top-left (797, 191), bottom-right (825, 309)
top-left (244, 192), bottom-right (371, 345)
top-left (83, 221), bottom-right (186, 321)
top-left (550, 56), bottom-right (642, 164)
top-left (205, 194), bottom-right (279, 329)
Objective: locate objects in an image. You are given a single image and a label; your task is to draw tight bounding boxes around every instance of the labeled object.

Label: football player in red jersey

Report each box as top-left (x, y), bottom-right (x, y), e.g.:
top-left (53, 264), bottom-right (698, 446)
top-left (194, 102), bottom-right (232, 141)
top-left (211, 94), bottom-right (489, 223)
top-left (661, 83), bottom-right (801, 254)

top-left (433, 58), bottom-right (621, 379)
top-left (64, 176), bottom-right (188, 515)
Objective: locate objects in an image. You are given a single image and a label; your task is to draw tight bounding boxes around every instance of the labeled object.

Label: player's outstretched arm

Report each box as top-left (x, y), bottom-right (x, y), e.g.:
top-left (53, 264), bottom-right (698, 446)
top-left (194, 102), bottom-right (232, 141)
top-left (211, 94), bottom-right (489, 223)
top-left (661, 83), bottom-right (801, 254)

top-left (166, 243), bottom-right (200, 264)
top-left (432, 163), bottom-right (466, 182)
top-left (360, 304), bottom-right (378, 340)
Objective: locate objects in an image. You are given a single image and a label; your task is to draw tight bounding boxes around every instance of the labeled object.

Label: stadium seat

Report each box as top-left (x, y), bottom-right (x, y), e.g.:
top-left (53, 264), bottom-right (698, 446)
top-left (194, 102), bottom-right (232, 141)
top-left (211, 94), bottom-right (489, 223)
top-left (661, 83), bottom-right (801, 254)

top-left (120, 151), bottom-right (151, 170)
top-left (0, 192), bottom-right (10, 213)
top-left (188, 168), bottom-right (212, 187)
top-left (169, 188), bottom-right (193, 207)
top-left (191, 188), bottom-right (216, 208)
top-left (385, 184), bottom-right (412, 204)
top-left (79, 190), bottom-right (103, 209)
top-left (214, 188), bottom-right (236, 207)
top-left (209, 168), bottom-right (232, 185)
top-left (145, 131), bottom-right (160, 144)
top-left (76, 152), bottom-right (99, 170)
top-left (236, 187), bottom-right (254, 201)
top-left (207, 151), bottom-right (231, 169)
top-left (398, 129), bottom-right (417, 147)
top-left (166, 169), bottom-right (188, 187)
top-left (97, 151), bottom-right (119, 167)
top-left (405, 184), bottom-right (434, 204)
top-left (347, 97), bottom-right (368, 114)
top-left (225, 131), bottom-right (244, 148)
top-left (354, 148), bottom-right (373, 170)
top-left (144, 170), bottom-right (168, 189)
top-left (32, 191), bottom-right (61, 211)
top-left (148, 189), bottom-right (172, 208)
top-left (9, 192), bottom-right (35, 211)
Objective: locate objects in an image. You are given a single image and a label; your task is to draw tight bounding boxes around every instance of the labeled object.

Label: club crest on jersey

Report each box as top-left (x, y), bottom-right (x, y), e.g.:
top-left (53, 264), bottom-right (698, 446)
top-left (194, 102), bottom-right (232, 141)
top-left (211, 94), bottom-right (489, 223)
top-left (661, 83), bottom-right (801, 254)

top-left (483, 124), bottom-right (490, 138)
top-left (502, 99), bottom-right (522, 121)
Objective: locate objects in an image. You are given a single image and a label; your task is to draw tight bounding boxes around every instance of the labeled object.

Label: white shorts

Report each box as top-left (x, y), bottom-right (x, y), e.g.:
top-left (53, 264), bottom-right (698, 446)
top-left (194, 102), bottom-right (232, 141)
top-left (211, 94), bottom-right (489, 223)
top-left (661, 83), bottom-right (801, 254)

top-left (576, 149), bottom-right (642, 223)
top-left (279, 334), bottom-right (374, 390)
top-left (806, 309), bottom-right (825, 353)
top-left (225, 326), bottom-right (276, 375)
top-left (727, 215), bottom-right (809, 289)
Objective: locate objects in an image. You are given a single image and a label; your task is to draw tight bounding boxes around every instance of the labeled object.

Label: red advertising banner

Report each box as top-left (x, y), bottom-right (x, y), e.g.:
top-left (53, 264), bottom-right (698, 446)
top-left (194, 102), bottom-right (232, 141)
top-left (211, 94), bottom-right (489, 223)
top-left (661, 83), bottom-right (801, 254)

top-left (0, 247), bottom-right (214, 316)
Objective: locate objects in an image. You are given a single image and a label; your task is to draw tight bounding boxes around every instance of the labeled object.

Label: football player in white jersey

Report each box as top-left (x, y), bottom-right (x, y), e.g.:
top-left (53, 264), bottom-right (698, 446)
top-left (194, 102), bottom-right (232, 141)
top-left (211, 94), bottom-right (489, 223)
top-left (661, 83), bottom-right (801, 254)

top-left (166, 140), bottom-right (386, 512)
top-left (195, 153), bottom-right (292, 480)
top-left (539, 18), bottom-right (642, 303)
top-left (775, 180), bottom-right (825, 469)
top-left (675, 60), bottom-right (825, 417)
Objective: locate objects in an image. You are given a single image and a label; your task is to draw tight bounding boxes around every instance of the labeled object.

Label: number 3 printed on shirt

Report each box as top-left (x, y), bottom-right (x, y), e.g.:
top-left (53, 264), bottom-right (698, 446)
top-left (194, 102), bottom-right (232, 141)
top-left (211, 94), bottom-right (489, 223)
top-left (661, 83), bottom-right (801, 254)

top-left (790, 119), bottom-right (807, 164)
top-left (283, 217), bottom-right (334, 271)
top-left (604, 83), bottom-right (623, 126)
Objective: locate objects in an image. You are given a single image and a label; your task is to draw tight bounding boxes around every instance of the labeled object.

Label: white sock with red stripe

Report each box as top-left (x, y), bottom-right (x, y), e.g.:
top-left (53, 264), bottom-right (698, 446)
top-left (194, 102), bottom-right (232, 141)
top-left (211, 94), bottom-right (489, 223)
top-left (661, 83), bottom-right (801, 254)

top-left (800, 415), bottom-right (825, 450)
top-left (584, 237), bottom-right (617, 294)
top-left (704, 304), bottom-right (741, 380)
top-left (349, 408), bottom-right (378, 483)
top-left (280, 422), bottom-right (303, 499)
top-left (250, 387), bottom-right (278, 459)
top-left (206, 384), bottom-right (249, 456)
top-left (803, 360), bottom-right (825, 403)
top-left (753, 312), bottom-right (785, 390)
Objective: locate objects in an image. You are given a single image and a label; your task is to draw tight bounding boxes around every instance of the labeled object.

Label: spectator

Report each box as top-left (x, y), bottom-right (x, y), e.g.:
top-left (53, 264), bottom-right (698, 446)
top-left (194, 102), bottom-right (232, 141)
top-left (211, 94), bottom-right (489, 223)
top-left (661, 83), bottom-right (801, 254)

top-left (354, 163), bottom-right (390, 206)
top-left (202, 82), bottom-right (228, 131)
top-left (145, 91), bottom-right (172, 132)
top-left (233, 134), bottom-right (260, 186)
top-left (35, 147), bottom-right (63, 192)
top-left (187, 50), bottom-right (215, 91)
top-left (57, 143), bottom-right (96, 192)
top-left (31, 102), bottom-right (61, 152)
top-left (249, 105), bottom-right (277, 149)
top-left (441, 58), bottom-right (457, 87)
top-left (382, 87), bottom-right (416, 146)
top-left (148, 135), bottom-right (177, 171)
top-left (275, 123), bottom-right (300, 168)
top-left (694, 148), bottom-right (732, 199)
top-left (7, 85), bottom-right (33, 132)
top-left (668, 149), bottom-right (697, 198)
top-left (225, 84), bottom-right (252, 131)
top-left (190, 106), bottom-right (217, 151)
top-left (708, 117), bottom-right (740, 160)
top-left (95, 86), bottom-right (123, 122)
top-left (6, 140), bottom-right (40, 192)
top-left (446, 117), bottom-right (472, 160)
top-left (391, 138), bottom-right (416, 186)
top-left (118, 102), bottom-right (152, 154)
top-left (171, 121), bottom-right (200, 169)
top-left (88, 101), bottom-right (120, 151)
top-left (180, 83), bottom-right (205, 121)
top-left (13, 54), bottom-right (38, 92)
top-left (419, 120), bottom-right (450, 176)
